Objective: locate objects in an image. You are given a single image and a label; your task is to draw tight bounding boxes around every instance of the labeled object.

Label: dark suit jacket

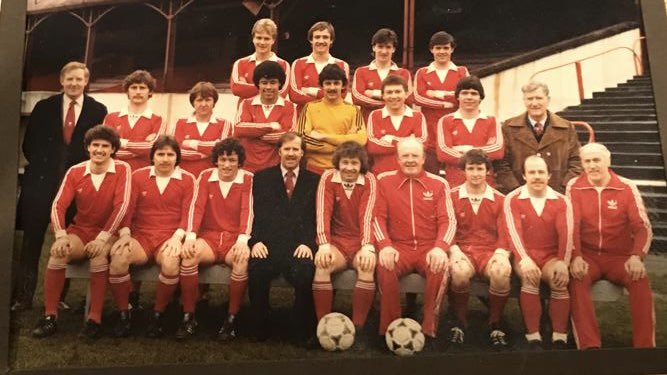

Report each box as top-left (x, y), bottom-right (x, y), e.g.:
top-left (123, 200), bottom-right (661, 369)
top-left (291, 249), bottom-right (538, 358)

top-left (249, 164), bottom-right (320, 256)
top-left (22, 93), bottom-right (108, 188)
top-left (494, 111), bottom-right (581, 194)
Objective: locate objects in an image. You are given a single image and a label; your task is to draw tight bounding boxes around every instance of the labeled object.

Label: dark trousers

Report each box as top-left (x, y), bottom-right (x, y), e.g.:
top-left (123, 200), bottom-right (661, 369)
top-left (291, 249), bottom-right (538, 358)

top-left (13, 178), bottom-right (71, 305)
top-left (248, 252), bottom-right (316, 339)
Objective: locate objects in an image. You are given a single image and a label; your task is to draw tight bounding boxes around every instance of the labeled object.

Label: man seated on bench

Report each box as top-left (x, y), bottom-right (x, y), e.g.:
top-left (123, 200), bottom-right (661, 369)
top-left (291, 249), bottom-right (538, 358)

top-left (248, 132), bottom-right (320, 346)
top-left (107, 135), bottom-right (195, 338)
top-left (448, 149), bottom-right (510, 349)
top-left (32, 125), bottom-right (131, 339)
top-left (567, 142), bottom-right (655, 349)
top-left (313, 141), bottom-right (378, 348)
top-left (180, 138), bottom-right (253, 341)
top-left (504, 155), bottom-right (573, 350)
top-left (374, 137), bottom-right (456, 349)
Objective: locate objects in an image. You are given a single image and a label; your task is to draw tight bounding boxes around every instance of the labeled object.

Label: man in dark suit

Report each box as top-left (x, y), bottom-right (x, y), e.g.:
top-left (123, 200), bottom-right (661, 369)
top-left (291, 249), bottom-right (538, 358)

top-left (12, 61), bottom-right (108, 311)
top-left (248, 132), bottom-right (320, 345)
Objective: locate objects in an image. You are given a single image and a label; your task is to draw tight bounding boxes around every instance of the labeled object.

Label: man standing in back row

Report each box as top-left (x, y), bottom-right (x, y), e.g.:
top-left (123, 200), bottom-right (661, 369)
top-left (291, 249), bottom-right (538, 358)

top-left (12, 61), bottom-right (107, 312)
top-left (495, 81), bottom-right (581, 194)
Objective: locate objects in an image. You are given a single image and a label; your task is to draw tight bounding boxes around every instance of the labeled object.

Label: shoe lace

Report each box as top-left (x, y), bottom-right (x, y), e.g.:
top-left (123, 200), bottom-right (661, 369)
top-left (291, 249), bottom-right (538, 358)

top-left (490, 329), bottom-right (507, 344)
top-left (450, 327), bottom-right (464, 343)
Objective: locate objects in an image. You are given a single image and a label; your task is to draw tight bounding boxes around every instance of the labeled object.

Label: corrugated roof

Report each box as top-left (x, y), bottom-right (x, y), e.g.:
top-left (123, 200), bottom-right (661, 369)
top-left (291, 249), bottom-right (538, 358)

top-left (27, 0), bottom-right (146, 15)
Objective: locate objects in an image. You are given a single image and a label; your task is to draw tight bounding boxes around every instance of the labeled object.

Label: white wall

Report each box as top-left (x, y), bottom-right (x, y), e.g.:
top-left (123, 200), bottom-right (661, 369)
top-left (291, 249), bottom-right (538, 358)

top-left (479, 29), bottom-right (642, 121)
top-left (21, 29), bottom-right (642, 127)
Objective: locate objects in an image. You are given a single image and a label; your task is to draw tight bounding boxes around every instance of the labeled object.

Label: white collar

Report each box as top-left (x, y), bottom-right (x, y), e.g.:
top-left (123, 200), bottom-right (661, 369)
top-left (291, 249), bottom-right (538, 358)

top-left (119, 107), bottom-right (153, 119)
top-left (453, 110), bottom-right (488, 120)
top-left (208, 169), bottom-right (246, 184)
top-left (281, 165), bottom-right (300, 179)
top-left (369, 61), bottom-right (398, 71)
top-left (381, 106), bottom-right (414, 118)
top-left (306, 54), bottom-right (336, 65)
top-left (427, 61), bottom-right (458, 73)
top-left (518, 185), bottom-right (559, 200)
top-left (458, 184), bottom-right (495, 201)
top-left (186, 116), bottom-right (215, 124)
top-left (528, 114), bottom-right (548, 126)
top-left (84, 160), bottom-right (116, 176)
top-left (331, 170), bottom-right (366, 186)
top-left (251, 95), bottom-right (286, 106)
top-left (64, 95), bottom-right (83, 106)
top-left (248, 52), bottom-right (278, 62)
top-left (149, 166), bottom-right (183, 180)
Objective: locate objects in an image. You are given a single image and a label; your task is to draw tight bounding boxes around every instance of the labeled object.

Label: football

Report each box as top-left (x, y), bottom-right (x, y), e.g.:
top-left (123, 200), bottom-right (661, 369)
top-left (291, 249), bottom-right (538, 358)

top-left (316, 312), bottom-right (356, 351)
top-left (385, 318), bottom-right (425, 356)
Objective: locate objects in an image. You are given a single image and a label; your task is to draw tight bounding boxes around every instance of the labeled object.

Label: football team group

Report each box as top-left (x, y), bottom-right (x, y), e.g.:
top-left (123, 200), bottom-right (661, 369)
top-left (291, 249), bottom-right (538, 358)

top-left (12, 18), bottom-right (655, 353)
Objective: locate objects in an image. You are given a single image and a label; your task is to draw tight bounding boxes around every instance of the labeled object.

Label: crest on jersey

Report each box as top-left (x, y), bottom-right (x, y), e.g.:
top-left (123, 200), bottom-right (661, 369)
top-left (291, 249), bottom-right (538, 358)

top-left (487, 136), bottom-right (496, 144)
top-left (209, 194), bottom-right (214, 200)
top-left (607, 200), bottom-right (618, 210)
top-left (141, 191), bottom-right (148, 196)
top-left (452, 130), bottom-right (458, 136)
top-left (77, 188), bottom-right (83, 193)
top-left (304, 75), bottom-right (310, 81)
top-left (185, 134), bottom-right (190, 139)
top-left (423, 191), bottom-right (434, 200)
top-left (368, 82), bottom-right (375, 87)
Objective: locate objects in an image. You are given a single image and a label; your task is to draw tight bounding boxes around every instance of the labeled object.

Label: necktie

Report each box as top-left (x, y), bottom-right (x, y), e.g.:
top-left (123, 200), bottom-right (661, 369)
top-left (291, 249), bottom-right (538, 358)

top-left (534, 122), bottom-right (543, 137)
top-left (284, 170), bottom-right (295, 199)
top-left (63, 100), bottom-right (76, 145)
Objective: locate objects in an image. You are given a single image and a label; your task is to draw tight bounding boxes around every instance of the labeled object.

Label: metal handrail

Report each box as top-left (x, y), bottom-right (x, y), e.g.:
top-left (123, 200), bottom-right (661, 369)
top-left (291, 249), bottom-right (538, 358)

top-left (530, 41), bottom-right (643, 81)
top-left (572, 121), bottom-right (595, 144)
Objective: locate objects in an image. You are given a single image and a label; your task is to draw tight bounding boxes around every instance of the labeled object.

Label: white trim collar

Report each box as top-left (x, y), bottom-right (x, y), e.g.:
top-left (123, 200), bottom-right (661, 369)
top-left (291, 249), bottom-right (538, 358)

top-left (426, 61), bottom-right (458, 73)
top-left (381, 106), bottom-right (414, 118)
top-left (518, 185), bottom-right (559, 200)
top-left (331, 170), bottom-right (365, 186)
top-left (149, 166), bottom-right (183, 180)
top-left (119, 107), bottom-right (153, 119)
top-left (368, 61), bottom-right (399, 71)
top-left (208, 169), bottom-right (246, 184)
top-left (84, 160), bottom-right (116, 176)
top-left (251, 95), bottom-right (286, 106)
top-left (458, 184), bottom-right (495, 201)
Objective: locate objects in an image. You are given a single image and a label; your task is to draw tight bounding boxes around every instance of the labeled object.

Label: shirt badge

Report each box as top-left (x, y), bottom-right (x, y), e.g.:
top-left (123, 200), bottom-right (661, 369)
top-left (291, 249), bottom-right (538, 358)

top-left (423, 191), bottom-right (434, 200)
top-left (452, 130), bottom-right (458, 136)
top-left (487, 136), bottom-right (496, 144)
top-left (607, 199), bottom-right (618, 210)
top-left (209, 194), bottom-right (214, 200)
top-left (304, 75), bottom-right (310, 81)
top-left (368, 82), bottom-right (374, 87)
top-left (141, 191), bottom-right (148, 196)
top-left (77, 188), bottom-right (83, 193)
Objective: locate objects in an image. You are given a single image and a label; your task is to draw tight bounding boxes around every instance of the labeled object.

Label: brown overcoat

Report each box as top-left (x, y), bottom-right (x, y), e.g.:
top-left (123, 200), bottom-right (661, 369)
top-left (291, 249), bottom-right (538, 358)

top-left (494, 111), bottom-right (582, 193)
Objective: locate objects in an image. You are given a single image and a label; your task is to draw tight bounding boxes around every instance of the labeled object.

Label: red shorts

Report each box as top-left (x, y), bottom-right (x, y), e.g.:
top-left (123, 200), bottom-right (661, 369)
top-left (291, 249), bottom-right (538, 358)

top-left (67, 225), bottom-right (101, 245)
top-left (200, 230), bottom-right (237, 262)
top-left (522, 249), bottom-right (557, 269)
top-left (330, 237), bottom-right (362, 265)
top-left (459, 245), bottom-right (495, 275)
top-left (134, 229), bottom-right (173, 259)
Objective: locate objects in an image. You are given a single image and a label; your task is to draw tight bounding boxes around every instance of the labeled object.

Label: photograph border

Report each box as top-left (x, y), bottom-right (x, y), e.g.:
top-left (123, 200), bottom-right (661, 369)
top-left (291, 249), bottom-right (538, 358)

top-left (2, 1), bottom-right (667, 374)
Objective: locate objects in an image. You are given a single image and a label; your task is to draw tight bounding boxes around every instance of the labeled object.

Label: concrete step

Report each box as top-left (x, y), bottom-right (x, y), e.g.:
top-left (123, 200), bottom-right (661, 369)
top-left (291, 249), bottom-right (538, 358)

top-left (593, 90), bottom-right (654, 98)
top-left (638, 184), bottom-right (667, 195)
top-left (651, 222), bottom-right (667, 237)
top-left (650, 236), bottom-right (667, 253)
top-left (643, 193), bottom-right (667, 210)
top-left (611, 153), bottom-right (664, 166)
top-left (611, 165), bottom-right (666, 180)
top-left (606, 86), bottom-right (654, 93)
top-left (648, 207), bottom-right (667, 222)
top-left (582, 96), bottom-right (655, 105)
top-left (603, 142), bottom-right (662, 153)
top-left (585, 129), bottom-right (659, 142)
top-left (560, 113), bottom-right (657, 122)
top-left (569, 103), bottom-right (655, 111)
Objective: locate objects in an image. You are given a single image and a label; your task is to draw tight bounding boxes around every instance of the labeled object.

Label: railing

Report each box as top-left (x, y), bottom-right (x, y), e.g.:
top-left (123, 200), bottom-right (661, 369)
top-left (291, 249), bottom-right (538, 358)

top-left (530, 37), bottom-right (645, 102)
top-left (572, 121), bottom-right (595, 144)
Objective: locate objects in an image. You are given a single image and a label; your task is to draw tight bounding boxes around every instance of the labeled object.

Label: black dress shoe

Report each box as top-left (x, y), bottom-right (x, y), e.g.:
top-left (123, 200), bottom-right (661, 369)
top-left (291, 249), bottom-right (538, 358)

top-left (217, 314), bottom-right (238, 342)
top-left (175, 313), bottom-right (197, 340)
top-left (112, 310), bottom-right (131, 338)
top-left (145, 311), bottom-right (164, 338)
top-left (32, 315), bottom-right (57, 338)
top-left (79, 319), bottom-right (103, 340)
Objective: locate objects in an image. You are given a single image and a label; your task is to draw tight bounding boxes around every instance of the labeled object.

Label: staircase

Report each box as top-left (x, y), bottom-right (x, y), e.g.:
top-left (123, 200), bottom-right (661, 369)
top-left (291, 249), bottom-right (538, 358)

top-left (558, 75), bottom-right (667, 253)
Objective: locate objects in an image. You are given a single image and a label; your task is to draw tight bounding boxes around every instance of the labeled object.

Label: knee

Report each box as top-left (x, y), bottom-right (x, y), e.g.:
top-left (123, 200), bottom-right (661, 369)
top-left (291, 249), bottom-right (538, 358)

top-left (356, 268), bottom-right (375, 282)
top-left (160, 256), bottom-right (180, 276)
top-left (232, 260), bottom-right (248, 275)
top-left (314, 265), bottom-right (332, 279)
top-left (180, 256), bottom-right (198, 268)
top-left (450, 262), bottom-right (473, 286)
top-left (109, 252), bottom-right (130, 274)
top-left (487, 262), bottom-right (511, 286)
